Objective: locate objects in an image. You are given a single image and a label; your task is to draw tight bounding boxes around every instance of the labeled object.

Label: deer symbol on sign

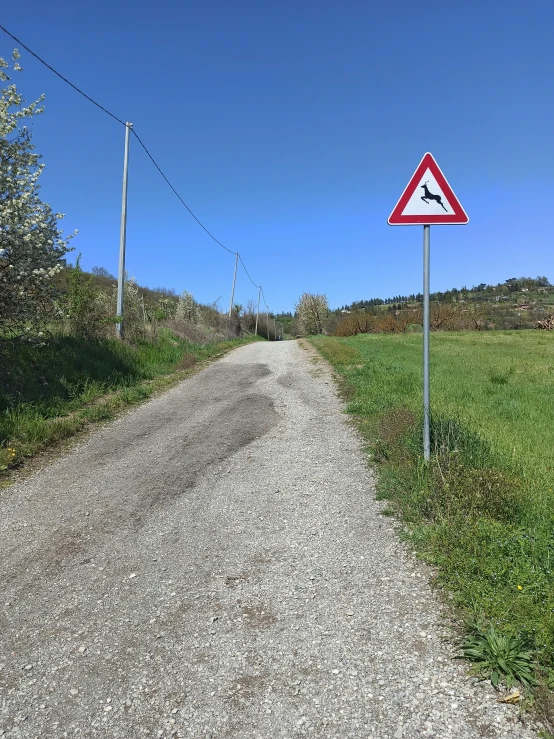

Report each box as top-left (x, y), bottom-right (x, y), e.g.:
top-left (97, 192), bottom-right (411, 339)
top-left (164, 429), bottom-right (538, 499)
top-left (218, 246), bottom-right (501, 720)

top-left (421, 181), bottom-right (448, 212)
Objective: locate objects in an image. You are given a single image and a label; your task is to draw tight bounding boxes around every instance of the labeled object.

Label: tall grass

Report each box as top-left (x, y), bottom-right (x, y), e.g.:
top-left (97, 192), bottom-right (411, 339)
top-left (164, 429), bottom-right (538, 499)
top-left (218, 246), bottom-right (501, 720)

top-left (311, 331), bottom-right (554, 688)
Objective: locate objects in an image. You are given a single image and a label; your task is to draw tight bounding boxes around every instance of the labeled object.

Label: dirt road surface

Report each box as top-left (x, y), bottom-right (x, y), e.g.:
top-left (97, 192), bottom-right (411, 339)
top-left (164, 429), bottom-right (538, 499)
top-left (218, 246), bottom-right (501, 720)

top-left (0, 341), bottom-right (537, 738)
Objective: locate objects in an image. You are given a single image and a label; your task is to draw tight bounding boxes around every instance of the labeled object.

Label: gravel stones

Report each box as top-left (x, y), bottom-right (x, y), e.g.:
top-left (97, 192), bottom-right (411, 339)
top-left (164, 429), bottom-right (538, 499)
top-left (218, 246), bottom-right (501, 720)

top-left (0, 341), bottom-right (540, 737)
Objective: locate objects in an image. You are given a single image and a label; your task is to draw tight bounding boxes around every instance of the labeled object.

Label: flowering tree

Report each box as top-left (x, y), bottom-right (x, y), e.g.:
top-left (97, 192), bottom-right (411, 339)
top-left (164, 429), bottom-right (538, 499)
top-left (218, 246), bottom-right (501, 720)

top-left (295, 292), bottom-right (329, 335)
top-left (176, 289), bottom-right (199, 323)
top-left (0, 50), bottom-right (75, 336)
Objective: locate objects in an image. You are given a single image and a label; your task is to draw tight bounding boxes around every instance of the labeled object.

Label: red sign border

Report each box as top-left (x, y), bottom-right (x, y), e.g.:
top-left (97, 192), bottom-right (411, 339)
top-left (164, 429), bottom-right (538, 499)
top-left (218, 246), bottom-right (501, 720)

top-left (388, 152), bottom-right (469, 225)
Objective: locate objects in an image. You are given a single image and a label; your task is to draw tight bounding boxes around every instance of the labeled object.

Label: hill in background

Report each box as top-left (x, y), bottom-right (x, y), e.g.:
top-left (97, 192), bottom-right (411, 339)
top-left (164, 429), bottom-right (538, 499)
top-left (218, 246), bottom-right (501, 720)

top-left (336, 276), bottom-right (553, 332)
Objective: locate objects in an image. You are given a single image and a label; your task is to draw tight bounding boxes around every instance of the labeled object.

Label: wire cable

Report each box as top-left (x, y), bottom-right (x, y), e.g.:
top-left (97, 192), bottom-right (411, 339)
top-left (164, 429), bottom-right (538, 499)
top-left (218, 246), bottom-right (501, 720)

top-left (238, 254), bottom-right (260, 289)
top-left (0, 24), bottom-right (127, 126)
top-left (131, 130), bottom-right (236, 255)
top-left (261, 287), bottom-right (271, 312)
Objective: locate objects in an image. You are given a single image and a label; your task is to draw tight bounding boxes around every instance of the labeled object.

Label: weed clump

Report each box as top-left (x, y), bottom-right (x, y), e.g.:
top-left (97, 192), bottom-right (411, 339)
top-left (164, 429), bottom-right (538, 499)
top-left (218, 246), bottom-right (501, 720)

top-left (427, 460), bottom-right (522, 524)
top-left (460, 623), bottom-right (535, 689)
top-left (487, 366), bottom-right (515, 385)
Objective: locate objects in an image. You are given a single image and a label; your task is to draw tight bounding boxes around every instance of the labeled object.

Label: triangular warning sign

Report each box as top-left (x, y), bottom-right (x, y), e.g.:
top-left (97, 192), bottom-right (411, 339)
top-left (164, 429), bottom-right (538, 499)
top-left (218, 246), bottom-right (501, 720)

top-left (388, 153), bottom-right (468, 225)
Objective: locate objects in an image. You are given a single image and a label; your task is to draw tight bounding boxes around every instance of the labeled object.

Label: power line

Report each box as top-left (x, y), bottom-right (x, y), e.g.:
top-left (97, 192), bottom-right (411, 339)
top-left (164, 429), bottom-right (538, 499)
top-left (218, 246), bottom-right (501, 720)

top-left (238, 254), bottom-right (260, 289)
top-left (131, 130), bottom-right (236, 256)
top-left (0, 24), bottom-right (127, 126)
top-left (261, 287), bottom-right (271, 312)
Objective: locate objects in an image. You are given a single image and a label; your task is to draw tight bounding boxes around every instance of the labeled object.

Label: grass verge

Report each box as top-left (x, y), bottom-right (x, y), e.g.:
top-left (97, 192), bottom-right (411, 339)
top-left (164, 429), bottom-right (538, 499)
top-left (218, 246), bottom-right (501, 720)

top-left (0, 331), bottom-right (260, 481)
top-left (310, 332), bottom-right (554, 704)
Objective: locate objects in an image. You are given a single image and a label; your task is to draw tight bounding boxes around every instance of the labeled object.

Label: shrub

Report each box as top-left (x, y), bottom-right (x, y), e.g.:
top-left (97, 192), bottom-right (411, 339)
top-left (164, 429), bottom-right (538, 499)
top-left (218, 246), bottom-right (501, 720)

top-left (176, 290), bottom-right (199, 323)
top-left (428, 461), bottom-right (522, 523)
top-left (164, 317), bottom-right (214, 344)
top-left (334, 311), bottom-right (375, 336)
top-left (67, 256), bottom-right (111, 339)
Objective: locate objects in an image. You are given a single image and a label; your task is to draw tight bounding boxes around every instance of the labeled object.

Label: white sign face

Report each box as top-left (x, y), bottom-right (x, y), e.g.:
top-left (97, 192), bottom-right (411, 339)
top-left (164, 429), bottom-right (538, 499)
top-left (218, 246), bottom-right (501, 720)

top-left (388, 152), bottom-right (469, 225)
top-left (400, 168), bottom-right (455, 217)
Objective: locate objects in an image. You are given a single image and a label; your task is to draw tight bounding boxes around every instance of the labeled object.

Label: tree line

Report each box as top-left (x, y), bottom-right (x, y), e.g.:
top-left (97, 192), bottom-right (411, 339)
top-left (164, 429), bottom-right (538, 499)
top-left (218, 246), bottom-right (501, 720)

top-left (339, 276), bottom-right (552, 313)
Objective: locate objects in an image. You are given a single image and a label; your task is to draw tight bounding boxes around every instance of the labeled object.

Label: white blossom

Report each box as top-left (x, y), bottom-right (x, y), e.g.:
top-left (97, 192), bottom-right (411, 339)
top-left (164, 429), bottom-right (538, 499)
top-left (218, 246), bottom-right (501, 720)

top-left (176, 289), bottom-right (199, 323)
top-left (0, 50), bottom-right (75, 335)
top-left (294, 293), bottom-right (329, 335)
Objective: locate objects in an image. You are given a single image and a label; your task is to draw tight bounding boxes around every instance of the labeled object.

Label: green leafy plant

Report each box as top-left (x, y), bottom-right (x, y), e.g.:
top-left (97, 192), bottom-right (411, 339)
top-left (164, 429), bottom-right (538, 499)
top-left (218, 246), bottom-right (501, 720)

top-left (460, 624), bottom-right (536, 689)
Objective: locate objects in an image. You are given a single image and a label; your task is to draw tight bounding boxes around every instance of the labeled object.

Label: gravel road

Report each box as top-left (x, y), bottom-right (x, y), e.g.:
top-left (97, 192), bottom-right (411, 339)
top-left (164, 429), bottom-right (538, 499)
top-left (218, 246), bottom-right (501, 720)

top-left (0, 340), bottom-right (538, 738)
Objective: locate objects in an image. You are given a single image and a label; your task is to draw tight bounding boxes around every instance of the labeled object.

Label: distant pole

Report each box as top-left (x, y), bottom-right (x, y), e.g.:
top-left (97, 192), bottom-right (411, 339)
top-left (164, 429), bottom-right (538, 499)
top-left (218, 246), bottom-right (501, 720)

top-left (255, 286), bottom-right (261, 335)
top-left (273, 317), bottom-right (276, 340)
top-left (266, 311), bottom-right (269, 340)
top-left (229, 252), bottom-right (239, 317)
top-left (423, 225), bottom-right (430, 462)
top-left (116, 122), bottom-right (133, 338)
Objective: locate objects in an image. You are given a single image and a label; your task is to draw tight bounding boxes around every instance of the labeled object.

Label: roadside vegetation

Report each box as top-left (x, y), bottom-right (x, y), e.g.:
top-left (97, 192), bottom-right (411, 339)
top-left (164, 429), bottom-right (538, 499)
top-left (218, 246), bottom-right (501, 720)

top-left (310, 331), bottom-right (554, 715)
top-left (0, 255), bottom-right (267, 478)
top-left (0, 330), bottom-right (259, 477)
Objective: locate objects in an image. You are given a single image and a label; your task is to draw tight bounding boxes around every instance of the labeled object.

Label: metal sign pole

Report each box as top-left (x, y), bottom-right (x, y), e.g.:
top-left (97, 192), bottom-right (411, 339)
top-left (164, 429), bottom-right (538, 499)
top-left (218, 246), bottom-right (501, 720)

top-left (423, 224), bottom-right (430, 461)
top-left (388, 153), bottom-right (468, 461)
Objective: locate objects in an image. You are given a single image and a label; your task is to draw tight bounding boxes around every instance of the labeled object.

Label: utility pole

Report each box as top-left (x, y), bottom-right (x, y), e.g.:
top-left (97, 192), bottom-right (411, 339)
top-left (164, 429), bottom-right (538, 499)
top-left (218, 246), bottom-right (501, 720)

top-left (266, 311), bottom-right (269, 340)
top-left (273, 317), bottom-right (276, 341)
top-left (255, 286), bottom-right (261, 335)
top-left (116, 122), bottom-right (133, 338)
top-left (229, 252), bottom-right (239, 318)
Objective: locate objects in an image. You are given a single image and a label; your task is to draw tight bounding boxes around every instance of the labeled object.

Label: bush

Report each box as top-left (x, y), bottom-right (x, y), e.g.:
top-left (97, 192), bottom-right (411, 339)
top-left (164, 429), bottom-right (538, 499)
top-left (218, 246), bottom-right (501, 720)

top-left (67, 256), bottom-right (112, 339)
top-left (164, 317), bottom-right (214, 344)
top-left (427, 461), bottom-right (522, 523)
top-left (334, 311), bottom-right (375, 336)
top-left (175, 290), bottom-right (199, 323)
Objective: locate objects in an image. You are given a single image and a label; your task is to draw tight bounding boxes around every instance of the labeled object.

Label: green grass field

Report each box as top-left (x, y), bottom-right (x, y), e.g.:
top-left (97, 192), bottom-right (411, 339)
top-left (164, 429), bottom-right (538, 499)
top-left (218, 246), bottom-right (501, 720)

top-left (311, 331), bottom-right (554, 688)
top-left (0, 331), bottom-right (258, 475)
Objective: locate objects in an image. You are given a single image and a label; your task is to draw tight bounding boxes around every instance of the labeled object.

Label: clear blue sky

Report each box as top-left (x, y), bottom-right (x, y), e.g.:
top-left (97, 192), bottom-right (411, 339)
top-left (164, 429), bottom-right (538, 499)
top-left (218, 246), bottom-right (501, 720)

top-left (2, 0), bottom-right (553, 313)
